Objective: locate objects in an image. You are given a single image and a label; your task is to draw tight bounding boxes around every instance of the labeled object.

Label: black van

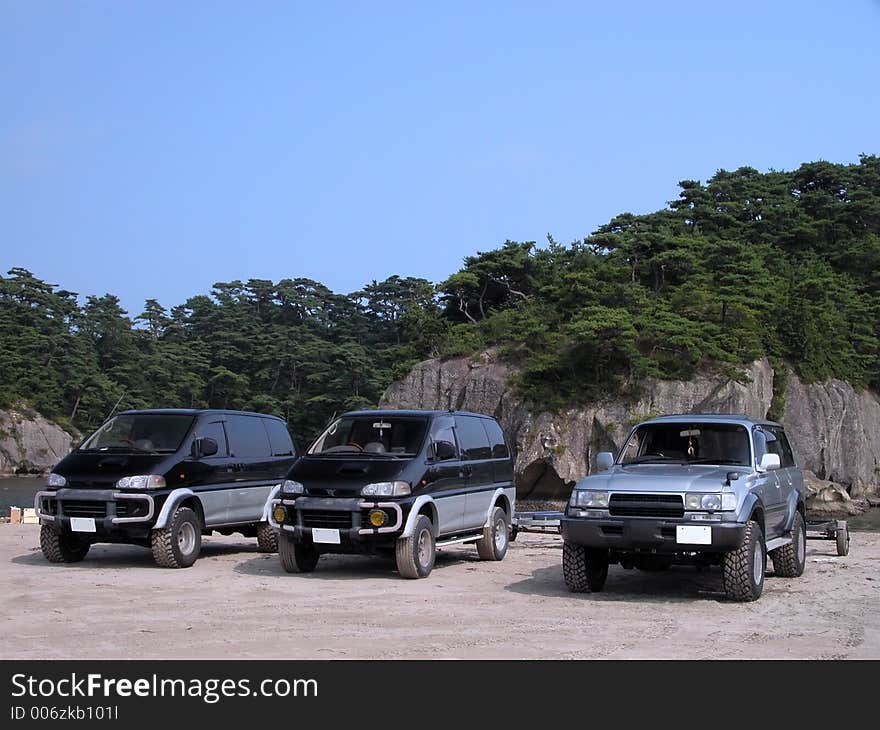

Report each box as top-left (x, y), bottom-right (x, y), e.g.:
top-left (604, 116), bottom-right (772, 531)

top-left (35, 409), bottom-right (297, 568)
top-left (266, 409), bottom-right (516, 579)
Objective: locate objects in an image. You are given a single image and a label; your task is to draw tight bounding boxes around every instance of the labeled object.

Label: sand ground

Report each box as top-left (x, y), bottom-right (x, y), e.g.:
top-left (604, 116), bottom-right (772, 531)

top-left (2, 524), bottom-right (878, 659)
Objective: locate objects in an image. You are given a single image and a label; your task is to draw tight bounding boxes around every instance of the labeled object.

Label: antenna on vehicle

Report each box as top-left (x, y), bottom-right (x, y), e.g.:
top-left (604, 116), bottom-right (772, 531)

top-left (105, 393), bottom-right (126, 420)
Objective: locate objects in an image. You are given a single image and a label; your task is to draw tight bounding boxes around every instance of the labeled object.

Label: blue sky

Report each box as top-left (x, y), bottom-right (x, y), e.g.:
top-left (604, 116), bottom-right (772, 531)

top-left (2, 1), bottom-right (879, 316)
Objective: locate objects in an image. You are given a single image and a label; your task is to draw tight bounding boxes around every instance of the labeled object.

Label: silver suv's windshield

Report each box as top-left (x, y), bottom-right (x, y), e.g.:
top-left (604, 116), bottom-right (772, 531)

top-left (619, 422), bottom-right (751, 466)
top-left (80, 414), bottom-right (195, 453)
top-left (308, 416), bottom-right (428, 457)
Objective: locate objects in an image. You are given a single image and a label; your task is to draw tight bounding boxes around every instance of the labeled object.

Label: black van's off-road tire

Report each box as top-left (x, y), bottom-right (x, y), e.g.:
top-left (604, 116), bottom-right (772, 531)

top-left (40, 525), bottom-right (90, 563)
top-left (396, 515), bottom-right (435, 579)
top-left (278, 534), bottom-right (319, 573)
top-left (770, 511), bottom-right (806, 577)
top-left (721, 520), bottom-right (765, 601)
top-left (256, 522), bottom-right (278, 553)
top-left (151, 506), bottom-right (201, 568)
top-left (476, 506), bottom-right (509, 561)
top-left (562, 542), bottom-right (609, 593)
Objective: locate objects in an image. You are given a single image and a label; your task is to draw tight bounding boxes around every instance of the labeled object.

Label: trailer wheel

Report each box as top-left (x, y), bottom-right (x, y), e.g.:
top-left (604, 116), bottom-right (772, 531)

top-left (836, 522), bottom-right (850, 556)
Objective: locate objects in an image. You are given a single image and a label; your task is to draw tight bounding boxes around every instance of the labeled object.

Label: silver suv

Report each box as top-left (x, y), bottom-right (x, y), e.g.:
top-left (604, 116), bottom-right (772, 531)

top-left (560, 414), bottom-right (806, 601)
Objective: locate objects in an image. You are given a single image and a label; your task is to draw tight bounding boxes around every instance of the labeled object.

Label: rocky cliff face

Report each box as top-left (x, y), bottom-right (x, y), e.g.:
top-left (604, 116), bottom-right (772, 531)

top-left (381, 354), bottom-right (880, 511)
top-left (0, 408), bottom-right (75, 475)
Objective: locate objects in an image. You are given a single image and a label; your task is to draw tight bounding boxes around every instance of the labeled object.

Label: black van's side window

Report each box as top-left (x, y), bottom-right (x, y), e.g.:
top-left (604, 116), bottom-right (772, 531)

top-left (455, 416), bottom-right (492, 460)
top-left (195, 421), bottom-right (228, 458)
top-left (226, 415), bottom-right (272, 458)
top-left (429, 417), bottom-right (458, 458)
top-left (481, 419), bottom-right (510, 459)
top-left (263, 418), bottom-right (295, 457)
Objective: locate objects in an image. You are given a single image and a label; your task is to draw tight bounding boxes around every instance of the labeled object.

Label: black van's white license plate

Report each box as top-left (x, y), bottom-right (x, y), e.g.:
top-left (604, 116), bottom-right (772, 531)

top-left (70, 517), bottom-right (96, 533)
top-left (312, 528), bottom-right (341, 544)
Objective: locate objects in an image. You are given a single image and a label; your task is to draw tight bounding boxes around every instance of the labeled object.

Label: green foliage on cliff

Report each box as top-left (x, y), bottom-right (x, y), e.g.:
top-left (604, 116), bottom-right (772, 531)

top-left (1, 156), bottom-right (878, 441)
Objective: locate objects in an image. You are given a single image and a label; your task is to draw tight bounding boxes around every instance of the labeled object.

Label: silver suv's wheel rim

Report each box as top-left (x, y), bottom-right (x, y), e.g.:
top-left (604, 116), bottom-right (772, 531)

top-left (796, 525), bottom-right (805, 564)
top-left (494, 518), bottom-right (507, 551)
top-left (178, 522), bottom-right (196, 555)
top-left (417, 529), bottom-right (431, 567)
top-left (753, 541), bottom-right (764, 584)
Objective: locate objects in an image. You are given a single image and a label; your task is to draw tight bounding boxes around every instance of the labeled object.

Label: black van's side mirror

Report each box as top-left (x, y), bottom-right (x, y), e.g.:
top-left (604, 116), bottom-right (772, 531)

top-left (191, 437), bottom-right (218, 459)
top-left (429, 440), bottom-right (457, 462)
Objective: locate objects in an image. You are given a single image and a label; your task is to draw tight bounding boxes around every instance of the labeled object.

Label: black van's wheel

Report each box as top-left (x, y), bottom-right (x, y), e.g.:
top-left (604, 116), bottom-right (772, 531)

top-left (770, 512), bottom-right (806, 577)
top-left (278, 534), bottom-right (319, 573)
top-left (563, 542), bottom-right (608, 593)
top-left (256, 522), bottom-right (278, 553)
top-left (396, 515), bottom-right (435, 579)
top-left (151, 507), bottom-right (201, 568)
top-left (477, 506), bottom-right (509, 561)
top-left (40, 525), bottom-right (90, 563)
top-left (721, 520), bottom-right (765, 601)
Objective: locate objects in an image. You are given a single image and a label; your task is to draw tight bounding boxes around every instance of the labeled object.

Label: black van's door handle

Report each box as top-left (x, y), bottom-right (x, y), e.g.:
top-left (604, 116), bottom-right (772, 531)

top-left (460, 466), bottom-right (472, 478)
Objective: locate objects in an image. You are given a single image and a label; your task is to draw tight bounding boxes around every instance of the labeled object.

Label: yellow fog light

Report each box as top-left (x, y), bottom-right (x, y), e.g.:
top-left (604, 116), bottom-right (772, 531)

top-left (272, 505), bottom-right (287, 523)
top-left (369, 509), bottom-right (387, 528)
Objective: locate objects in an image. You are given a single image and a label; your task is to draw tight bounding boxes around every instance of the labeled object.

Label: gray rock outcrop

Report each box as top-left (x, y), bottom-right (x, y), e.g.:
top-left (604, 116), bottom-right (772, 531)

top-left (0, 408), bottom-right (75, 475)
top-left (381, 353), bottom-right (880, 512)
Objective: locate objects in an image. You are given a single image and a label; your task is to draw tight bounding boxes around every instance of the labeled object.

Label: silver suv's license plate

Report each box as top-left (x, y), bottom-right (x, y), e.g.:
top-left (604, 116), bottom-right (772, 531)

top-left (312, 528), bottom-right (341, 544)
top-left (676, 525), bottom-right (711, 545)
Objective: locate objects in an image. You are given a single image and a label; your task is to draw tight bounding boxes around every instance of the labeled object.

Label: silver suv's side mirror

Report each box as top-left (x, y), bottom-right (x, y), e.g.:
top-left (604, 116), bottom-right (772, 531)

top-left (757, 453), bottom-right (780, 472)
top-left (596, 452), bottom-right (614, 471)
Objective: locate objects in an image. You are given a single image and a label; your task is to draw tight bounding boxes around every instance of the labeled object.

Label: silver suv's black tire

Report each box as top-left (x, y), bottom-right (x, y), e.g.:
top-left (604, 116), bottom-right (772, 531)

top-left (562, 542), bottom-right (608, 593)
top-left (722, 520), bottom-right (765, 601)
top-left (40, 525), bottom-right (90, 563)
top-left (476, 506), bottom-right (509, 561)
top-left (151, 507), bottom-right (201, 568)
top-left (278, 533), bottom-right (319, 573)
top-left (770, 511), bottom-right (806, 577)
top-left (256, 522), bottom-right (278, 553)
top-left (396, 515), bottom-right (435, 579)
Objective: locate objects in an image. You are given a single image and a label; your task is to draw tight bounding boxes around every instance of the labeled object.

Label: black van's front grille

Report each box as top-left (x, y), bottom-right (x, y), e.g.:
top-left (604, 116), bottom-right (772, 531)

top-left (61, 500), bottom-right (107, 518)
top-left (301, 510), bottom-right (353, 529)
top-left (608, 493), bottom-right (684, 518)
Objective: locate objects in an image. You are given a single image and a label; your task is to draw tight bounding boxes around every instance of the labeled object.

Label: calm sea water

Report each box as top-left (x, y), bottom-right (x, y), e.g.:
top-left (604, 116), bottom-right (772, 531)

top-left (2, 475), bottom-right (879, 530)
top-left (0, 476), bottom-right (44, 513)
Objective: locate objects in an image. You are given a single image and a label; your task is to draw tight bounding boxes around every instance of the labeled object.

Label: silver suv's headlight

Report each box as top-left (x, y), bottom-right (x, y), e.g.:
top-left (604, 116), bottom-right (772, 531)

top-left (570, 490), bottom-right (609, 508)
top-left (686, 493), bottom-right (737, 511)
top-left (47, 473), bottom-right (66, 488)
top-left (116, 474), bottom-right (166, 490)
top-left (361, 481), bottom-right (411, 497)
top-left (281, 480), bottom-right (304, 496)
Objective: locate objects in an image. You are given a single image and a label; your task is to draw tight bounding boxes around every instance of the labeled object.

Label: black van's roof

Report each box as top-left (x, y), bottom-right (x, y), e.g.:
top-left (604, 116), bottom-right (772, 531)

top-left (342, 409), bottom-right (495, 419)
top-left (117, 408), bottom-right (285, 421)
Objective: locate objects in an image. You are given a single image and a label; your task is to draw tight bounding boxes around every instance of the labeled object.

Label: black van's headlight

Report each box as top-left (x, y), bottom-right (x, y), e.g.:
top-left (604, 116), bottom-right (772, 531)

top-left (116, 475), bottom-right (166, 490)
top-left (281, 480), bottom-right (304, 496)
top-left (47, 473), bottom-right (66, 488)
top-left (361, 481), bottom-right (411, 497)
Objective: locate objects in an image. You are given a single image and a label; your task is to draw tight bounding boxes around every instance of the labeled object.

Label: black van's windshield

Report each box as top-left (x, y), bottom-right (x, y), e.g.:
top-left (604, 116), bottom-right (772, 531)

top-left (619, 422), bottom-right (751, 466)
top-left (79, 414), bottom-right (196, 453)
top-left (308, 416), bottom-right (428, 458)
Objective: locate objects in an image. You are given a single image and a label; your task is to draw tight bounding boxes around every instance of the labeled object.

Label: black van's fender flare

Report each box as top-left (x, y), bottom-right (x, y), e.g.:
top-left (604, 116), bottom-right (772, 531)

top-left (154, 488), bottom-right (199, 530)
top-left (482, 487), bottom-right (513, 527)
top-left (400, 496), bottom-right (439, 538)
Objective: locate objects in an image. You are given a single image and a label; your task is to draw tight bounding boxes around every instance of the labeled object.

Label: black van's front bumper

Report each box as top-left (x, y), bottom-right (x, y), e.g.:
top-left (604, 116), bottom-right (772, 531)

top-left (35, 489), bottom-right (156, 537)
top-left (268, 496), bottom-right (407, 550)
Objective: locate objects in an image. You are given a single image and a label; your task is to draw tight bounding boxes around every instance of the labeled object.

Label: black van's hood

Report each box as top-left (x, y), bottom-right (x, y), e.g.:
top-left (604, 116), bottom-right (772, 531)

top-left (289, 456), bottom-right (410, 496)
top-left (52, 451), bottom-right (174, 489)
